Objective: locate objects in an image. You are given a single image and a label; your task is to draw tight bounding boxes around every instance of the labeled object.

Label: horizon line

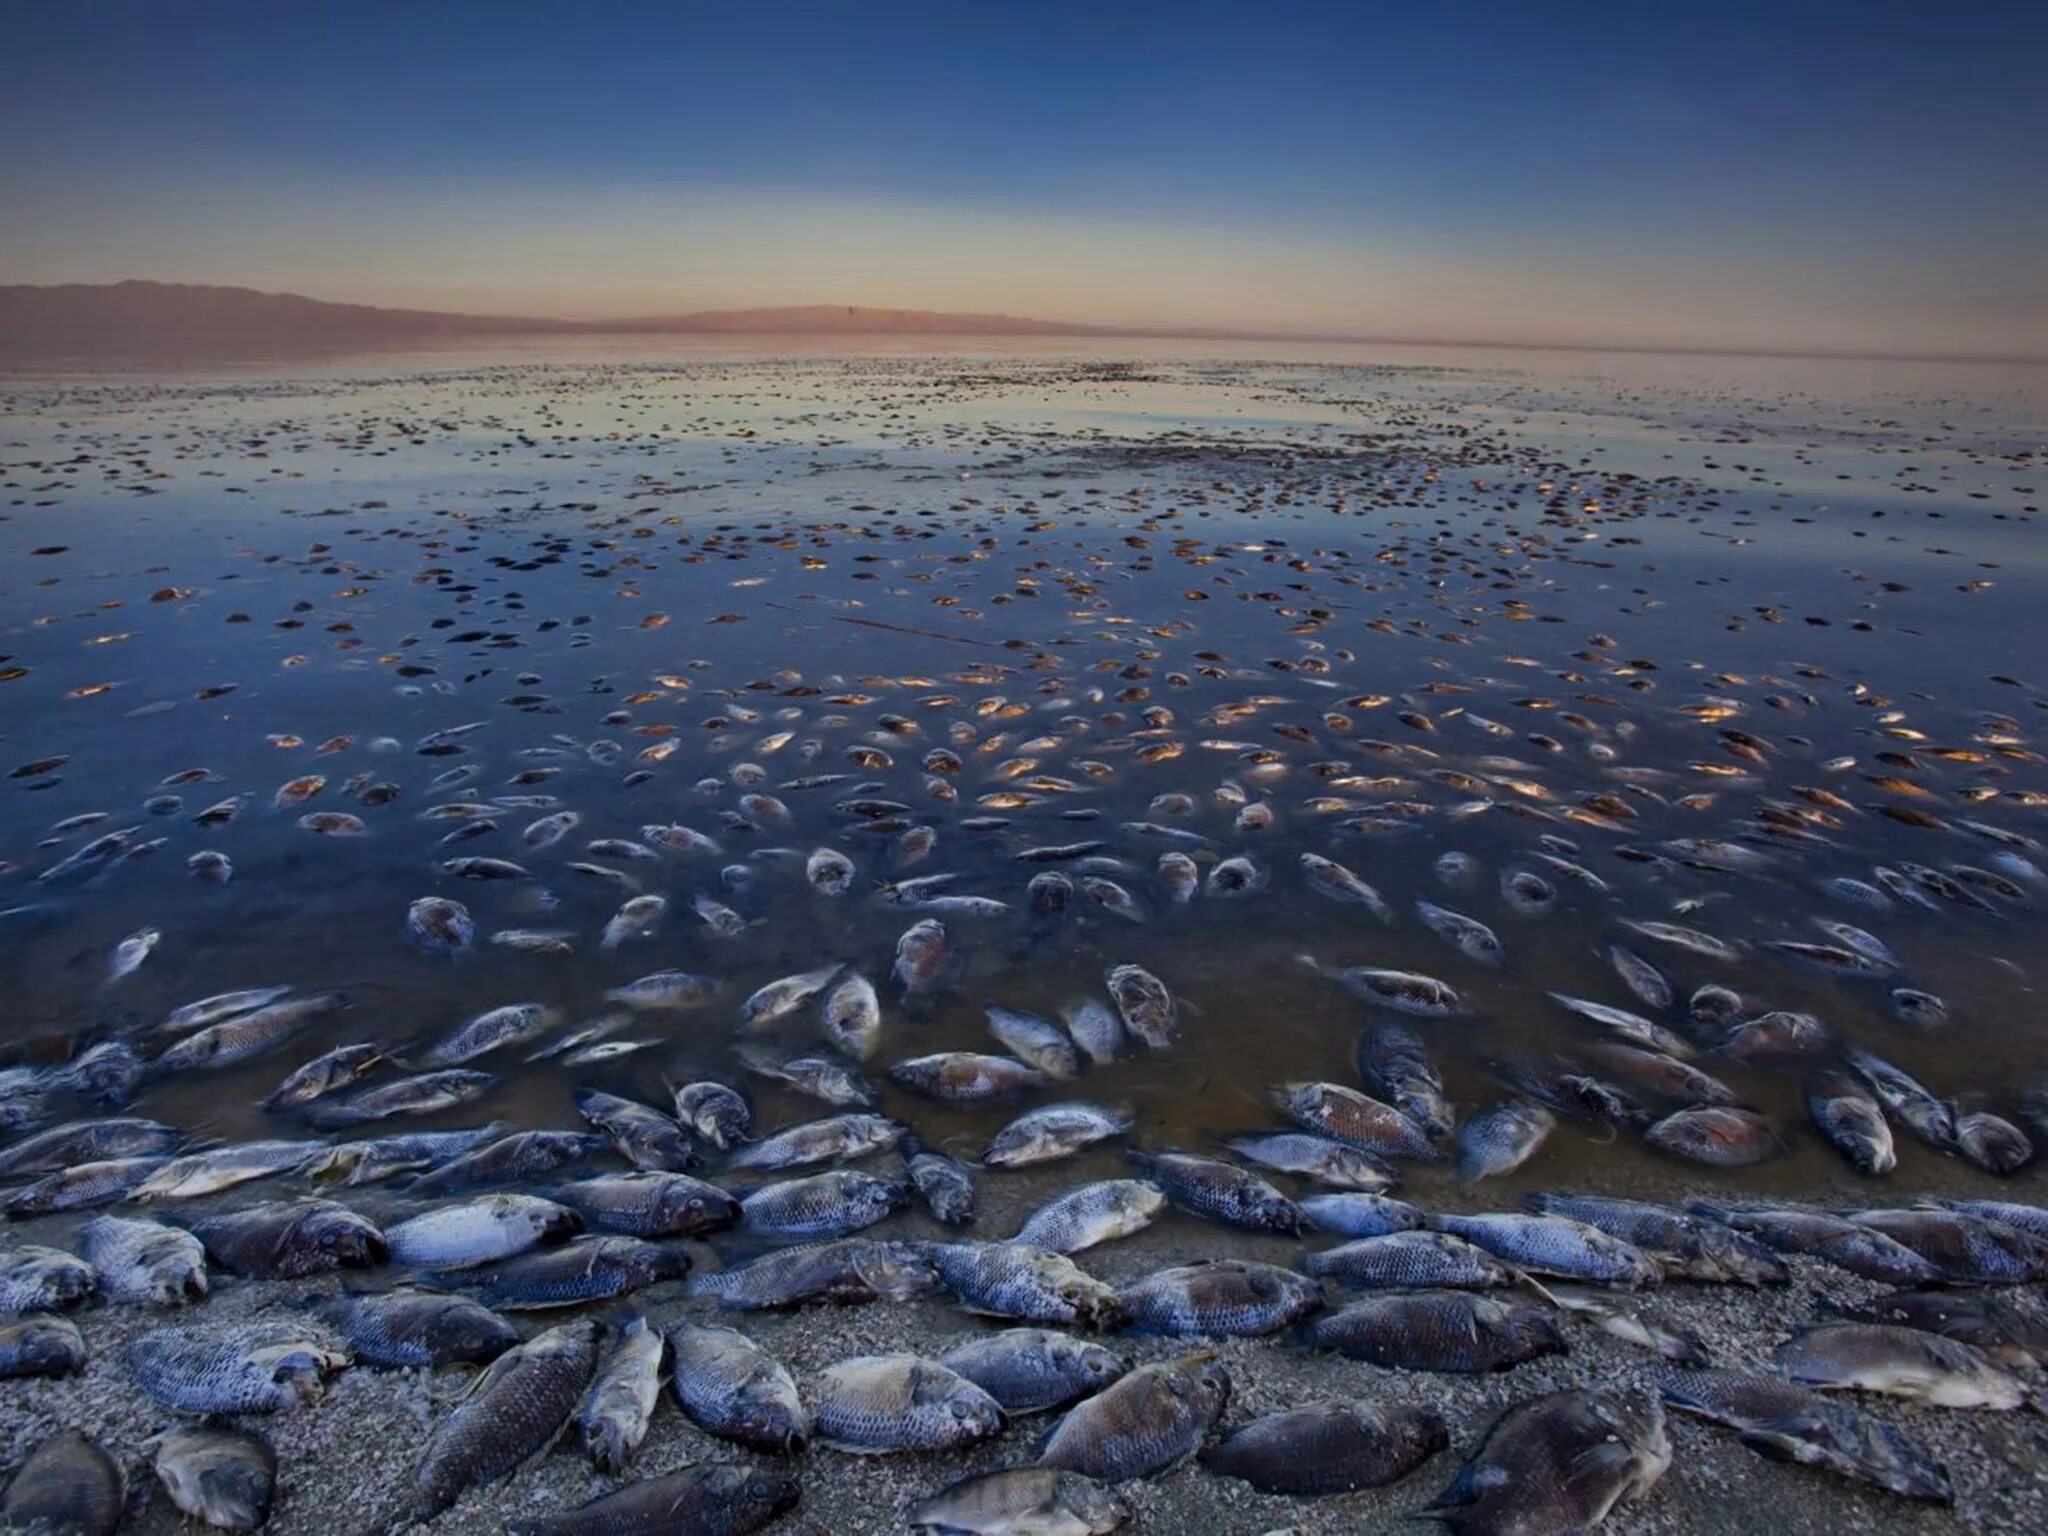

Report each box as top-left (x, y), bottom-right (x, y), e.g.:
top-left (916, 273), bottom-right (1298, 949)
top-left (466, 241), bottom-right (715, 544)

top-left (5, 278), bottom-right (2046, 369)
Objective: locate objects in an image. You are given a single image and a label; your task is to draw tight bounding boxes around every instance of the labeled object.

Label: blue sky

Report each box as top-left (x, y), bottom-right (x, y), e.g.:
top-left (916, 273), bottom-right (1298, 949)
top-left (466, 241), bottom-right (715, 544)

top-left (3, 1), bottom-right (2043, 352)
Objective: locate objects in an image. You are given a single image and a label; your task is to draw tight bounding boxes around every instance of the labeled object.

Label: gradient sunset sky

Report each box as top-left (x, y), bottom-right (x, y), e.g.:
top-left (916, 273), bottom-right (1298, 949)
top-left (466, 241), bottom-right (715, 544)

top-left (3, 1), bottom-right (2043, 354)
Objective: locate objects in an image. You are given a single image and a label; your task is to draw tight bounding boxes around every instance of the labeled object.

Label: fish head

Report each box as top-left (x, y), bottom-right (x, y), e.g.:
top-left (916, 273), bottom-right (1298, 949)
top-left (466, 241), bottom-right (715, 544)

top-left (736, 1395), bottom-right (810, 1456)
top-left (531, 1202), bottom-right (586, 1241)
top-left (310, 1210), bottom-right (388, 1267)
top-left (1586, 1390), bottom-right (1672, 1484)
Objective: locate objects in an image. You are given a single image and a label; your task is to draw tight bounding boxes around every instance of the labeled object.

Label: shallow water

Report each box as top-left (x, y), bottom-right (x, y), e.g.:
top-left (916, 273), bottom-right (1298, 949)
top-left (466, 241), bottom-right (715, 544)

top-left (3, 342), bottom-right (2046, 1217)
top-left (8, 342), bottom-right (2048, 1534)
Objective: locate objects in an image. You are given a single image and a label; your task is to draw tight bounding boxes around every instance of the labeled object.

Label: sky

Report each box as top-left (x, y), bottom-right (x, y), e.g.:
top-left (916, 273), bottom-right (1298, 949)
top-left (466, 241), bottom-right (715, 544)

top-left (2, 1), bottom-right (2045, 355)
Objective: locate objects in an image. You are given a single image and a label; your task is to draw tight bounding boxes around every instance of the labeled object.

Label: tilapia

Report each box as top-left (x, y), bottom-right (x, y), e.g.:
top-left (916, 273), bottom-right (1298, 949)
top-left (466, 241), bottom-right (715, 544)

top-left (413, 1319), bottom-right (601, 1523)
top-left (1, 1431), bottom-right (124, 1536)
top-left (668, 1323), bottom-right (810, 1453)
top-left (1776, 1324), bottom-right (2032, 1409)
top-left (148, 1426), bottom-right (275, 1533)
top-left (1312, 1291), bottom-right (1566, 1372)
top-left (1125, 1148), bottom-right (1301, 1234)
top-left (741, 1169), bottom-right (909, 1240)
top-left (910, 1468), bottom-right (1126, 1535)
top-left (311, 1289), bottom-right (519, 1368)
top-left (938, 1329), bottom-right (1127, 1415)
top-left (453, 1235), bottom-right (689, 1310)
top-left (508, 1464), bottom-right (797, 1536)
top-left (1039, 1354), bottom-right (1230, 1482)
top-left (1102, 1243), bottom-right (1311, 1339)
top-left (984, 1103), bottom-right (1134, 1168)
top-left (123, 1318), bottom-right (350, 1413)
top-left (76, 1214), bottom-right (207, 1304)
top-left (192, 1198), bottom-right (387, 1278)
top-left (0, 1314), bottom-right (86, 1380)
top-left (579, 1315), bottom-right (663, 1475)
top-left (386, 1193), bottom-right (582, 1268)
top-left (688, 1239), bottom-right (941, 1311)
top-left (919, 1242), bottom-right (1121, 1327)
top-left (553, 1170), bottom-right (741, 1238)
top-left (1014, 1180), bottom-right (1165, 1254)
top-left (1202, 1398), bottom-right (1448, 1496)
top-left (1422, 1389), bottom-right (1669, 1534)
top-left (1654, 1365), bottom-right (1951, 1502)
top-left (811, 1353), bottom-right (1004, 1454)
top-left (0, 1245), bottom-right (96, 1311)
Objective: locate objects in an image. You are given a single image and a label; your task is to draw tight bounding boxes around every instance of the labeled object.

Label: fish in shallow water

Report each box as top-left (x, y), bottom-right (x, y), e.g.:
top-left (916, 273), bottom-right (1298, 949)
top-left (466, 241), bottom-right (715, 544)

top-left (1525, 1194), bottom-right (1785, 1285)
top-left (1202, 1398), bottom-right (1449, 1496)
top-left (413, 1319), bottom-right (601, 1523)
top-left (148, 1425), bottom-right (276, 1533)
top-left (1014, 1180), bottom-right (1165, 1254)
top-left (1653, 1365), bottom-right (1951, 1503)
top-left (673, 1080), bottom-right (751, 1148)
top-left (552, 1170), bottom-right (740, 1238)
top-left (1421, 1388), bottom-right (1670, 1535)
top-left (1039, 1353), bottom-right (1231, 1482)
top-left (1303, 957), bottom-right (1465, 1017)
top-left (984, 1102), bottom-right (1133, 1168)
top-left (667, 1323), bottom-right (810, 1454)
top-left (1457, 1100), bottom-right (1555, 1181)
top-left (1301, 1230), bottom-right (1518, 1291)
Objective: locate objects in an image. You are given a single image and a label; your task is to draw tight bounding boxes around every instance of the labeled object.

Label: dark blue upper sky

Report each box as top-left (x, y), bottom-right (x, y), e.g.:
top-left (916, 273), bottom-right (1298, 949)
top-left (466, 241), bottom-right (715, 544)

top-left (4, 1), bottom-right (2043, 351)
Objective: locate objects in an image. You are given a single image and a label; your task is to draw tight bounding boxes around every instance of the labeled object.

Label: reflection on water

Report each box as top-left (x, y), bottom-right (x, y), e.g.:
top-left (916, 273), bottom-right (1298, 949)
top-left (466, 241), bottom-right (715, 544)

top-left (2, 342), bottom-right (2044, 1218)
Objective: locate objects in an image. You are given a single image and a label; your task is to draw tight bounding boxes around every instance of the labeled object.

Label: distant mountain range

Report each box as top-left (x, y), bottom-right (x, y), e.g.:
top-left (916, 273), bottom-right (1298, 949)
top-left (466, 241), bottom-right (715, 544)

top-left (0, 280), bottom-right (1106, 359)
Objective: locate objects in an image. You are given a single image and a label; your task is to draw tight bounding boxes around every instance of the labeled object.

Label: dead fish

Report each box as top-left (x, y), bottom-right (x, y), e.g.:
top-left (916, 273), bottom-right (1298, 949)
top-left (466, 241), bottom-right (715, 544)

top-left (687, 1239), bottom-right (940, 1312)
top-left (1301, 1230), bottom-right (1516, 1291)
top-left (1421, 1389), bottom-right (1669, 1533)
top-left (937, 1330), bottom-right (1127, 1417)
top-left (453, 1236), bottom-right (689, 1311)
top-left (2, 1431), bottom-right (124, 1536)
top-left (1547, 994), bottom-right (1694, 1057)
top-left (1223, 1132), bottom-right (1396, 1192)
top-left (1272, 1081), bottom-right (1438, 1159)
top-left (191, 1198), bottom-right (386, 1279)
top-left (1430, 1212), bottom-right (1661, 1288)
top-left (0, 1315), bottom-right (87, 1380)
top-left (310, 1290), bottom-right (519, 1368)
top-left (146, 1425), bottom-right (275, 1532)
top-left (122, 1318), bottom-right (349, 1413)
top-left (1125, 1149), bottom-right (1300, 1235)
top-left (1526, 1195), bottom-right (1784, 1286)
top-left (1548, 1285), bottom-right (1708, 1364)
top-left (1808, 1071), bottom-right (1897, 1176)
top-left (734, 968), bottom-right (836, 1032)
top-left (1116, 1259), bottom-right (1321, 1337)
top-left (1312, 1291), bottom-right (1565, 1373)
top-left (807, 846), bottom-right (857, 895)
top-left (1416, 900), bottom-right (1506, 967)
top-left (1643, 1106), bottom-right (1783, 1167)
top-left (604, 969), bottom-right (718, 1014)
top-left (577, 1088), bottom-right (696, 1171)
top-left (1653, 1365), bottom-right (1951, 1503)
top-left (262, 1042), bottom-right (384, 1110)
top-left (107, 926), bottom-right (159, 983)
top-left (1302, 957), bottom-right (1464, 1017)
top-left (725, 1113), bottom-right (902, 1173)
top-left (426, 1002), bottom-right (561, 1065)
top-left (919, 1242), bottom-right (1120, 1328)
top-left (1357, 1023), bottom-right (1452, 1138)
top-left (1457, 1101), bottom-right (1555, 1181)
top-left (308, 1070), bottom-right (498, 1128)
top-left (155, 992), bottom-right (348, 1071)
top-left (1621, 919), bottom-right (1742, 963)
top-left (1608, 945), bottom-right (1671, 1010)
top-left (1039, 1354), bottom-right (1230, 1481)
top-left (1848, 1207), bottom-right (2048, 1284)
top-left (601, 893), bottom-right (668, 949)
top-left (578, 1315), bottom-right (662, 1475)
top-left (0, 1246), bottom-right (97, 1312)
top-left (984, 1102), bottom-right (1134, 1168)
top-left (667, 1322), bottom-right (809, 1454)
top-left (77, 1215), bottom-right (207, 1305)
top-left (673, 1081), bottom-right (752, 1150)
top-left (509, 1464), bottom-right (798, 1536)
top-left (985, 1006), bottom-right (1080, 1079)
top-left (407, 895), bottom-right (475, 954)
top-left (1301, 852), bottom-right (1393, 919)
top-left (1692, 1205), bottom-right (1942, 1285)
top-left (810, 1353), bottom-right (1004, 1454)
top-left (413, 1319), bottom-right (601, 1522)
top-left (1104, 964), bottom-right (1175, 1048)
top-left (909, 1468), bottom-right (1126, 1535)
top-left (1202, 1398), bottom-right (1448, 1496)
top-left (892, 1052), bottom-right (1048, 1104)
top-left (887, 917), bottom-right (948, 994)
top-left (1015, 1181), bottom-right (1165, 1254)
top-left (1777, 1324), bottom-right (2032, 1409)
top-left (131, 1139), bottom-right (327, 1201)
